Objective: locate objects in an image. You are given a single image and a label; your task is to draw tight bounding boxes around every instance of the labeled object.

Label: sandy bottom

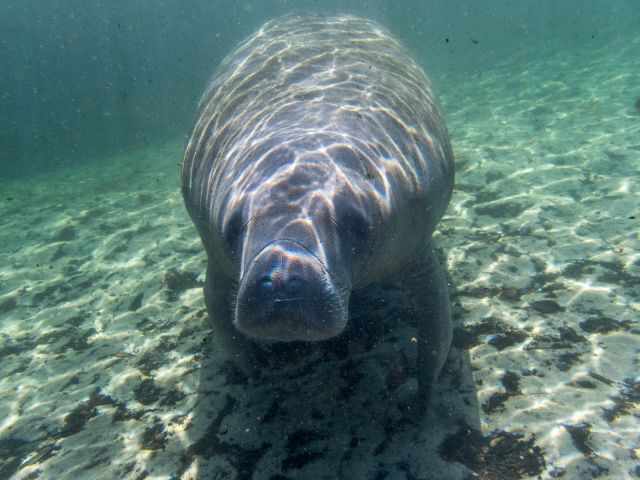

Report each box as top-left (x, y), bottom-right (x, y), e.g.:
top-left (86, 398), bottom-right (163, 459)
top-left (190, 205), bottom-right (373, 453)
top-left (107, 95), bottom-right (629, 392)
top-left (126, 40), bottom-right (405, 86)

top-left (1, 29), bottom-right (639, 480)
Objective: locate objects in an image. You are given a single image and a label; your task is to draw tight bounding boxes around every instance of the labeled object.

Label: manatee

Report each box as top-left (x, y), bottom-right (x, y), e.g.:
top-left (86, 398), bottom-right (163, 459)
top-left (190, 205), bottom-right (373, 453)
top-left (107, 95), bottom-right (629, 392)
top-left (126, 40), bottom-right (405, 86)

top-left (181, 15), bottom-right (454, 411)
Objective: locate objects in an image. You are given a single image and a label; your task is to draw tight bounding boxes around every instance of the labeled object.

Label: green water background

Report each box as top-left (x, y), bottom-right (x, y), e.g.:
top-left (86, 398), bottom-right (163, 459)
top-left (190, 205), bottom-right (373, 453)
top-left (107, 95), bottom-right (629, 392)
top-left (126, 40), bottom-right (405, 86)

top-left (1, 0), bottom-right (638, 178)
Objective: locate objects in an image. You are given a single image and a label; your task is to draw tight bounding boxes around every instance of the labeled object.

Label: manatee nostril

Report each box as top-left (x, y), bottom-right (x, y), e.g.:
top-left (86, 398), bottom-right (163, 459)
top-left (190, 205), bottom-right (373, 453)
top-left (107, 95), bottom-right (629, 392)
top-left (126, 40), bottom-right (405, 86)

top-left (285, 276), bottom-right (304, 295)
top-left (235, 240), bottom-right (349, 341)
top-left (258, 275), bottom-right (274, 292)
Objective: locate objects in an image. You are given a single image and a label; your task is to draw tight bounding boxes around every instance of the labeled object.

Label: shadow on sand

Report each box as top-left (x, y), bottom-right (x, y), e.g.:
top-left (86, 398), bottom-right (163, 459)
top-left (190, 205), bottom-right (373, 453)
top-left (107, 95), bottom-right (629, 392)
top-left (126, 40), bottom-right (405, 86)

top-left (177, 251), bottom-right (483, 480)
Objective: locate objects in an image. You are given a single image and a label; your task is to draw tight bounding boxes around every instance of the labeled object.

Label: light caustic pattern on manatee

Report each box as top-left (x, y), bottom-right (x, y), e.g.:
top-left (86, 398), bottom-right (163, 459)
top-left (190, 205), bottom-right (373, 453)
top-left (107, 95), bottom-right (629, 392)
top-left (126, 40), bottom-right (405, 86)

top-left (182, 15), bottom-right (453, 285)
top-left (181, 14), bottom-right (454, 403)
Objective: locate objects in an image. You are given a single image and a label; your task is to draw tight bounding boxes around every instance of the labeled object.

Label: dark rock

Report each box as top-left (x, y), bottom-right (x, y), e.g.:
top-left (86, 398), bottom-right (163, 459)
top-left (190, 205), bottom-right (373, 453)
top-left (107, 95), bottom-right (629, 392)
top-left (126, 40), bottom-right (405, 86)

top-left (52, 225), bottom-right (77, 242)
top-left (129, 292), bottom-right (144, 311)
top-left (440, 425), bottom-right (545, 478)
top-left (530, 300), bottom-right (563, 314)
top-left (475, 202), bottom-right (527, 218)
top-left (502, 371), bottom-right (521, 394)
top-left (0, 296), bottom-right (17, 314)
top-left (563, 423), bottom-right (594, 457)
top-left (133, 379), bottom-right (162, 405)
top-left (602, 377), bottom-right (640, 422)
top-left (140, 420), bottom-right (167, 451)
top-left (162, 269), bottom-right (200, 300)
top-left (580, 316), bottom-right (629, 334)
top-left (488, 329), bottom-right (529, 350)
top-left (556, 352), bottom-right (582, 372)
top-left (61, 388), bottom-right (115, 437)
top-left (483, 392), bottom-right (510, 414)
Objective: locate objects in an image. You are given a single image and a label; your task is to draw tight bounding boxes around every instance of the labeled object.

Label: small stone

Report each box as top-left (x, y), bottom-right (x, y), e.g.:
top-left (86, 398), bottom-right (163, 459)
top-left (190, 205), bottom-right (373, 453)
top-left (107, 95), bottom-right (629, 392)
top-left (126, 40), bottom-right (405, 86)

top-left (530, 300), bottom-right (563, 314)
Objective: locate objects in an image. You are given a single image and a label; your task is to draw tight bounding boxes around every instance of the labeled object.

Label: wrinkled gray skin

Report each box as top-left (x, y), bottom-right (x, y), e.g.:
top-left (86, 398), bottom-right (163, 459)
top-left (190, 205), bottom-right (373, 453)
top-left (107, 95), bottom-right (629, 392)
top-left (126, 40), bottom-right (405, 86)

top-left (181, 15), bottom-right (454, 411)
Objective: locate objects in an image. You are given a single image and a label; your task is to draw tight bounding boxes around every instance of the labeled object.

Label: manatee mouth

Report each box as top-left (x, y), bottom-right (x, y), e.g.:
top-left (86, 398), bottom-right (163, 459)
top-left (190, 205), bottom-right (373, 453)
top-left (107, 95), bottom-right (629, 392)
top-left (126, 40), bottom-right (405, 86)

top-left (234, 239), bottom-right (349, 342)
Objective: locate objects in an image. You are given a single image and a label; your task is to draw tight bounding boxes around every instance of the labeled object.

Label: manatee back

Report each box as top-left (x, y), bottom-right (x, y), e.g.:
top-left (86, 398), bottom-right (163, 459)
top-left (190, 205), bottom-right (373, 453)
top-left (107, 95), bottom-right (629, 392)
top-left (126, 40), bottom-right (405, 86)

top-left (181, 15), bottom-right (454, 255)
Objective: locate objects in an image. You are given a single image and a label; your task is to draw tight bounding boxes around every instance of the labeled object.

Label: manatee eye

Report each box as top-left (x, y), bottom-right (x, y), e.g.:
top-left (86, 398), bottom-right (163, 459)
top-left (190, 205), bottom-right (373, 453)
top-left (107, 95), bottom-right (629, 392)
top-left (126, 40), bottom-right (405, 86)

top-left (222, 208), bottom-right (244, 255)
top-left (347, 212), bottom-right (369, 245)
top-left (335, 203), bottom-right (370, 254)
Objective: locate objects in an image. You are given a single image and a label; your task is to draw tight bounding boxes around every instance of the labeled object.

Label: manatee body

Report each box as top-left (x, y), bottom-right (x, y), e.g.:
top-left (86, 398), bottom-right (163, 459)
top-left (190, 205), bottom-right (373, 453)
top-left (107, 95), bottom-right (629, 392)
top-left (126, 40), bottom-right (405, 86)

top-left (182, 15), bottom-right (454, 409)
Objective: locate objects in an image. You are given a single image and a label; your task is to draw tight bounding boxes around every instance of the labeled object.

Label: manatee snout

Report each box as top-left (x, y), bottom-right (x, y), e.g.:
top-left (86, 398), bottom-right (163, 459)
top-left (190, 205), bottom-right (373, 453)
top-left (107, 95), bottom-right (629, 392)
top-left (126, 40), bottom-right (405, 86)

top-left (234, 240), bottom-right (349, 342)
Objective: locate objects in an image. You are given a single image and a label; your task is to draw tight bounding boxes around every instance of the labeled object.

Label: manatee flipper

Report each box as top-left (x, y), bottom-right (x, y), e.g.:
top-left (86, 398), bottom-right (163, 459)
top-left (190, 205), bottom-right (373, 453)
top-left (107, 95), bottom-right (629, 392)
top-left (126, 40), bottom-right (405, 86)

top-left (204, 264), bottom-right (257, 377)
top-left (403, 244), bottom-right (452, 414)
